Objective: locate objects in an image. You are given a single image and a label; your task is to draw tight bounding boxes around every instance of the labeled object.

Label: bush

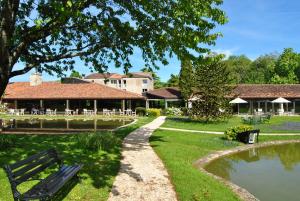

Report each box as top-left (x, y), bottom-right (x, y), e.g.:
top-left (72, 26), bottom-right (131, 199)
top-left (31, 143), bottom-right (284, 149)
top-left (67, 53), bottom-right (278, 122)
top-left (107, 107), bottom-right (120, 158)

top-left (146, 108), bottom-right (161, 117)
top-left (76, 132), bottom-right (120, 152)
top-left (136, 107), bottom-right (146, 116)
top-left (181, 107), bottom-right (188, 116)
top-left (0, 135), bottom-right (17, 150)
top-left (165, 107), bottom-right (183, 116)
top-left (224, 125), bottom-right (253, 141)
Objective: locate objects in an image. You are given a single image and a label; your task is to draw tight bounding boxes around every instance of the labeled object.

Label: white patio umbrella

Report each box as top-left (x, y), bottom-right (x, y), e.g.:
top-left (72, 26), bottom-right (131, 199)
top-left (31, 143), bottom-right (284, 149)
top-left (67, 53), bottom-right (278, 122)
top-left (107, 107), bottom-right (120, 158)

top-left (229, 97), bottom-right (248, 115)
top-left (271, 97), bottom-right (291, 112)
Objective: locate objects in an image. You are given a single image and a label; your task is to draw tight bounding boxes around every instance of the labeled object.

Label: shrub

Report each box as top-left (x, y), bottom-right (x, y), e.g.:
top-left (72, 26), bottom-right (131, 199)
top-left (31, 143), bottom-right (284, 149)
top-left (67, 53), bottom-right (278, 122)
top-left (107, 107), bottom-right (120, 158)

top-left (165, 107), bottom-right (183, 116)
top-left (136, 107), bottom-right (146, 116)
top-left (146, 108), bottom-right (161, 117)
top-left (181, 107), bottom-right (188, 116)
top-left (224, 125), bottom-right (253, 141)
top-left (76, 132), bottom-right (120, 152)
top-left (0, 135), bottom-right (17, 150)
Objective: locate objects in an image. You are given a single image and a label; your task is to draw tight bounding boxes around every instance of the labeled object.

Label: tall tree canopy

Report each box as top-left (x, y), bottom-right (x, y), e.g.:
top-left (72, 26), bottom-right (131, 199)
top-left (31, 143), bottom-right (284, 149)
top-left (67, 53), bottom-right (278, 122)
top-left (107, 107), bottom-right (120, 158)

top-left (166, 74), bottom-right (179, 87)
top-left (0, 0), bottom-right (227, 96)
top-left (179, 59), bottom-right (194, 100)
top-left (191, 56), bottom-right (233, 121)
top-left (223, 55), bottom-right (252, 84)
top-left (271, 48), bottom-right (300, 84)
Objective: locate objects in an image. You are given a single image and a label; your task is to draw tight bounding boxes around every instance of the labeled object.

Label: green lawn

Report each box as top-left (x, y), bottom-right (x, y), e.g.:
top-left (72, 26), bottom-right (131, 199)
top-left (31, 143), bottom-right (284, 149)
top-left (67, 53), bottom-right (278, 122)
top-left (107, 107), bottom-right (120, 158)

top-left (0, 117), bottom-right (153, 201)
top-left (162, 116), bottom-right (300, 133)
top-left (150, 129), bottom-right (300, 201)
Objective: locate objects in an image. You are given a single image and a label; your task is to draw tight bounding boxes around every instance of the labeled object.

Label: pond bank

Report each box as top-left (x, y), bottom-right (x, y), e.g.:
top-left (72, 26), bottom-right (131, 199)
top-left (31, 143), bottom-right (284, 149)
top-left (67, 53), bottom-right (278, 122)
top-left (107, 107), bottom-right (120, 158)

top-left (195, 140), bottom-right (300, 201)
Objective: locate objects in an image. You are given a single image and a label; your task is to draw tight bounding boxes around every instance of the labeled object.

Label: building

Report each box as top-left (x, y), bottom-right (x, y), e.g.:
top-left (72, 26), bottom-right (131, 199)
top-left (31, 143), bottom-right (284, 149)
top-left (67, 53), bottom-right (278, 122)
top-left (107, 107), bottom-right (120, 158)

top-left (2, 73), bottom-right (145, 113)
top-left (83, 72), bottom-right (154, 94)
top-left (145, 85), bottom-right (300, 113)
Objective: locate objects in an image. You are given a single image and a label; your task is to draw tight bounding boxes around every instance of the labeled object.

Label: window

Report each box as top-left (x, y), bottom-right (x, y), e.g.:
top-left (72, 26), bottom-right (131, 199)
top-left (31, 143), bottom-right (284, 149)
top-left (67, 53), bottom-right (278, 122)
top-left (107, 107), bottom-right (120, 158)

top-left (143, 79), bottom-right (148, 84)
top-left (110, 80), bottom-right (117, 84)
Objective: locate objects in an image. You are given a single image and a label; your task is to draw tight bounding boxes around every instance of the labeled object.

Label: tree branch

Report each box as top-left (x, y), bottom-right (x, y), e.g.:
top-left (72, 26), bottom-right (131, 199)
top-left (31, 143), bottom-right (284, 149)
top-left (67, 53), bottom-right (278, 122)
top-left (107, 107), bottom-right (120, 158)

top-left (9, 63), bottom-right (35, 78)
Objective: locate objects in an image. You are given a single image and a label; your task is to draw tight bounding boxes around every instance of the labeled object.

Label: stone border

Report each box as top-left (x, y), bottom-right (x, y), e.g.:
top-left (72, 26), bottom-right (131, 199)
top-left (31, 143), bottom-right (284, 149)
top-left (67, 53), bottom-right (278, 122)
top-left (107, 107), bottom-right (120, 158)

top-left (194, 140), bottom-right (300, 201)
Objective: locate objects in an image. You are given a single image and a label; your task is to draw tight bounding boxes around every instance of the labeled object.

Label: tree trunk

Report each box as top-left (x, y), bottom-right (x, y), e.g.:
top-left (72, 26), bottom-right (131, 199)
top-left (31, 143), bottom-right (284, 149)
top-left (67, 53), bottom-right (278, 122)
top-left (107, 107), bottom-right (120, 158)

top-left (0, 72), bottom-right (9, 99)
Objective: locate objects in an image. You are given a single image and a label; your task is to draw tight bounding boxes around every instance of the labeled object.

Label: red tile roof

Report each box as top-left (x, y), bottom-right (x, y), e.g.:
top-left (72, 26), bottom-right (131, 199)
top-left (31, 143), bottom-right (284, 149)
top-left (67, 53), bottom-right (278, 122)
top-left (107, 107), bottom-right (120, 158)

top-left (146, 87), bottom-right (182, 99)
top-left (232, 84), bottom-right (300, 99)
top-left (3, 82), bottom-right (144, 100)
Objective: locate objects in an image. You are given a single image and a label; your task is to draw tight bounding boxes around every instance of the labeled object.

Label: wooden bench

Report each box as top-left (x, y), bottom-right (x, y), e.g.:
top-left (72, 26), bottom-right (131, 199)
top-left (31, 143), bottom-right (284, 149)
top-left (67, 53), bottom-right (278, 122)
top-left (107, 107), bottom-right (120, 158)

top-left (4, 149), bottom-right (83, 201)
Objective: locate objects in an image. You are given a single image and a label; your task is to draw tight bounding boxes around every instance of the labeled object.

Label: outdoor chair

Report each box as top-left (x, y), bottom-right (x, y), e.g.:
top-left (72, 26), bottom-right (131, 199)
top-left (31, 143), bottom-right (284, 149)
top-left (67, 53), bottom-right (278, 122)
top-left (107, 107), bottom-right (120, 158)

top-left (119, 109), bottom-right (124, 116)
top-left (103, 109), bottom-right (110, 116)
top-left (46, 109), bottom-right (52, 115)
top-left (65, 109), bottom-right (72, 116)
top-left (83, 109), bottom-right (88, 115)
top-left (8, 109), bottom-right (15, 115)
top-left (132, 110), bottom-right (136, 116)
top-left (53, 109), bottom-right (57, 115)
top-left (19, 108), bottom-right (25, 115)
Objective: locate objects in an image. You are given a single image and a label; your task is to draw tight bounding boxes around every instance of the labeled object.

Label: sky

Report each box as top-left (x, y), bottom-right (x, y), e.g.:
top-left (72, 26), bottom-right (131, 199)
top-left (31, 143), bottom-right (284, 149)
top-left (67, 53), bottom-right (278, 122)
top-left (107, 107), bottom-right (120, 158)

top-left (11, 0), bottom-right (300, 82)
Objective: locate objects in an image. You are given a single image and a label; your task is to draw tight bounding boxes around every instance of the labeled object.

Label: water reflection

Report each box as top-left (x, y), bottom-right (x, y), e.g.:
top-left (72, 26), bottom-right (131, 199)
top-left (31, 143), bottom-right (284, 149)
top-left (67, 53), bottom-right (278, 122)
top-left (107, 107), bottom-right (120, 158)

top-left (3, 118), bottom-right (132, 131)
top-left (205, 143), bottom-right (300, 201)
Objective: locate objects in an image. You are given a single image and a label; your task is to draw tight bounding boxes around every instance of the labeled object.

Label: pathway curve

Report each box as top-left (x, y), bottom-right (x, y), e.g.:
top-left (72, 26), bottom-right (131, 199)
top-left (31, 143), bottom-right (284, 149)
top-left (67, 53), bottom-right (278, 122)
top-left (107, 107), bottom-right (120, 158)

top-left (108, 116), bottom-right (177, 201)
top-left (160, 127), bottom-right (300, 136)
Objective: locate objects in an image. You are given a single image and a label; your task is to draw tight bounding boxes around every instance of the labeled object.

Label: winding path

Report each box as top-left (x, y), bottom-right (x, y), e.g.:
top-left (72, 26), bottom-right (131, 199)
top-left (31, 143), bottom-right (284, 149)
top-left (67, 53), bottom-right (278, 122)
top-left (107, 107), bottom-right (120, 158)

top-left (108, 116), bottom-right (177, 201)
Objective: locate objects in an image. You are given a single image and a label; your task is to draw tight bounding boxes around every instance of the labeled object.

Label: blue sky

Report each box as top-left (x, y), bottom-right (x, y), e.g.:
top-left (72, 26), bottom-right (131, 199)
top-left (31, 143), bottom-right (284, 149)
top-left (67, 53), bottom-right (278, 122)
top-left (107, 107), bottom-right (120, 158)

top-left (12, 0), bottom-right (300, 82)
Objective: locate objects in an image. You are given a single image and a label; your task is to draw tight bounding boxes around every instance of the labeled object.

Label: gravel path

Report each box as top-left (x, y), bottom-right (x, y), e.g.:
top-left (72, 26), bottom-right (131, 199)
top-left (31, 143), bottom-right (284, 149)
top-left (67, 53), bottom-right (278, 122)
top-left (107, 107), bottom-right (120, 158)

top-left (108, 116), bottom-right (177, 201)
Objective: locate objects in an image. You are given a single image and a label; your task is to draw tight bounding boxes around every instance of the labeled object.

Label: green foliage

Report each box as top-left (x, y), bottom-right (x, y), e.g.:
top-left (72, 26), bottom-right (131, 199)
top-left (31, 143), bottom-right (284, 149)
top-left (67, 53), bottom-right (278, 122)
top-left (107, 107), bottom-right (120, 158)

top-left (166, 74), bottom-right (179, 87)
top-left (147, 108), bottom-right (161, 117)
top-left (271, 48), bottom-right (300, 84)
top-left (179, 59), bottom-right (194, 100)
top-left (190, 56), bottom-right (234, 121)
top-left (136, 107), bottom-right (146, 116)
top-left (76, 132), bottom-right (120, 152)
top-left (223, 55), bottom-right (252, 84)
top-left (0, 0), bottom-right (228, 97)
top-left (223, 48), bottom-right (300, 84)
top-left (69, 70), bottom-right (82, 78)
top-left (0, 135), bottom-right (17, 150)
top-left (224, 125), bottom-right (253, 141)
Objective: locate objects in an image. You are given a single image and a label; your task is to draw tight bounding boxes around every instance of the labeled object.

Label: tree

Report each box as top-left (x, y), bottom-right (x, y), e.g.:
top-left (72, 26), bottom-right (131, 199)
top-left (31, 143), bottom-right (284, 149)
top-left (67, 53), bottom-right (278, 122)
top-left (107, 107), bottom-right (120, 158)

top-left (190, 56), bottom-right (233, 122)
top-left (0, 0), bottom-right (227, 97)
top-left (271, 48), bottom-right (299, 84)
top-left (246, 53), bottom-right (278, 83)
top-left (69, 70), bottom-right (82, 78)
top-left (166, 74), bottom-right (179, 87)
top-left (223, 55), bottom-right (252, 84)
top-left (179, 59), bottom-right (194, 100)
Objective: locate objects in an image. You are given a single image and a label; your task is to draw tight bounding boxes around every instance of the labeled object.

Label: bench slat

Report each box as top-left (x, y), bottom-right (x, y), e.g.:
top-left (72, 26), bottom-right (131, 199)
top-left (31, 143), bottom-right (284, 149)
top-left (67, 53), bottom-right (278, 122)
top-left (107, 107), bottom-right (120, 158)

top-left (10, 149), bottom-right (56, 170)
top-left (13, 155), bottom-right (57, 179)
top-left (23, 165), bottom-right (82, 199)
top-left (15, 158), bottom-right (57, 185)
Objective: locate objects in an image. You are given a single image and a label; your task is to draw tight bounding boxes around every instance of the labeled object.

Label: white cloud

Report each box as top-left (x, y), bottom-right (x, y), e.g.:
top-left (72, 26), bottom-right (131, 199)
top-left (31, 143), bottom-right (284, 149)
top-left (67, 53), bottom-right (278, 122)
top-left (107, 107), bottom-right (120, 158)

top-left (211, 48), bottom-right (238, 59)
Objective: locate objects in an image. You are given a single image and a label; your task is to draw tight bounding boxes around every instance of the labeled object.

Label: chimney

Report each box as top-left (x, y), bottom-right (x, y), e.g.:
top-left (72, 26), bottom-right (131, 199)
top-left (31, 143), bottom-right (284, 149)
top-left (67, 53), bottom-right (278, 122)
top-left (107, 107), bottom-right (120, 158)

top-left (30, 73), bottom-right (42, 86)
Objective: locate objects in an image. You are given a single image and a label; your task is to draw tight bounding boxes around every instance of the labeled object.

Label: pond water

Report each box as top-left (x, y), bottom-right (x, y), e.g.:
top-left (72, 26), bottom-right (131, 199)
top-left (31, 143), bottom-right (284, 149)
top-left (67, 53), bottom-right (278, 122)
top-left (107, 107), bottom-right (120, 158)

top-left (2, 118), bottom-right (133, 132)
top-left (204, 143), bottom-right (300, 201)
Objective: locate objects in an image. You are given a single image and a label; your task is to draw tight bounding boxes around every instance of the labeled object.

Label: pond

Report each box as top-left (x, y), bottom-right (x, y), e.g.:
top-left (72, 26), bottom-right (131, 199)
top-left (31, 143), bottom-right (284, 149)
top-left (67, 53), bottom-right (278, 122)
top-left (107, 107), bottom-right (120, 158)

top-left (2, 118), bottom-right (133, 132)
top-left (204, 143), bottom-right (300, 201)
